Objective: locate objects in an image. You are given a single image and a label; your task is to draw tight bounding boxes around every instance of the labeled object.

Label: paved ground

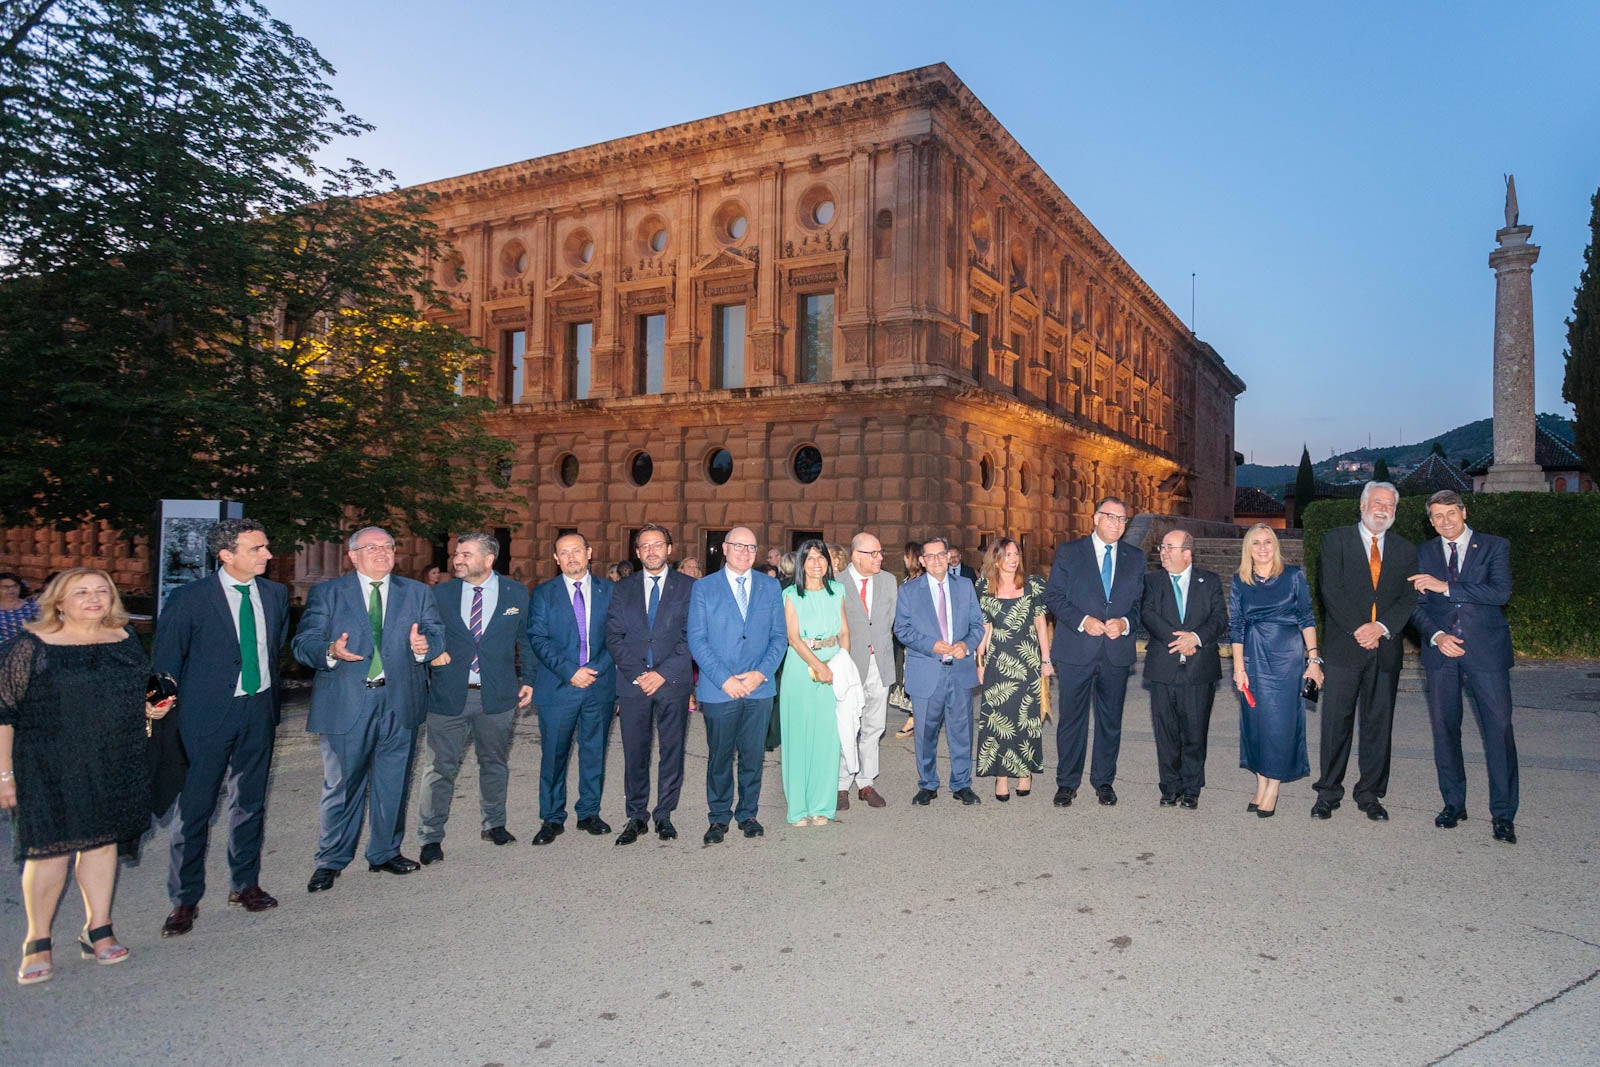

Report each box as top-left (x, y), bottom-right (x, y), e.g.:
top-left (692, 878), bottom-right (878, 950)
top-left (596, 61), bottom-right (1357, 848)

top-left (2, 658), bottom-right (1598, 1065)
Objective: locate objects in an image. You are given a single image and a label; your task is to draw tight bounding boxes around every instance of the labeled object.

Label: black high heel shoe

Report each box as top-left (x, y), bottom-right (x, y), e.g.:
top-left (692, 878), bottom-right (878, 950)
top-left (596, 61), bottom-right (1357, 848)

top-left (1247, 802), bottom-right (1259, 812)
top-left (1256, 806), bottom-right (1276, 819)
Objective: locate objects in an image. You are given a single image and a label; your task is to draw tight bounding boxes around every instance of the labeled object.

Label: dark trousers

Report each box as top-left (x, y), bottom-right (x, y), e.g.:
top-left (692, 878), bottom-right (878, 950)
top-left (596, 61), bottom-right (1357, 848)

top-left (618, 687), bottom-right (690, 822)
top-left (1424, 659), bottom-right (1518, 820)
top-left (1315, 657), bottom-right (1399, 806)
top-left (700, 696), bottom-right (772, 825)
top-left (417, 690), bottom-right (516, 843)
top-left (537, 693), bottom-right (614, 824)
top-left (1148, 679), bottom-right (1216, 798)
top-left (167, 690), bottom-right (276, 905)
top-left (315, 689), bottom-right (416, 868)
top-left (1056, 659), bottom-right (1131, 790)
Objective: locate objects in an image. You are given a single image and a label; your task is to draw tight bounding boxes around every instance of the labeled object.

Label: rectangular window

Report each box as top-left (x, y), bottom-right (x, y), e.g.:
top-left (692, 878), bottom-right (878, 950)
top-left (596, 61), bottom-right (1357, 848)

top-left (501, 329), bottom-right (526, 404)
top-left (637, 313), bottom-right (665, 395)
top-left (970, 311), bottom-right (989, 379)
top-left (797, 293), bottom-right (834, 383)
top-left (492, 527), bottom-right (512, 575)
top-left (703, 529), bottom-right (729, 575)
top-left (712, 304), bottom-right (746, 389)
top-left (567, 321), bottom-right (593, 400)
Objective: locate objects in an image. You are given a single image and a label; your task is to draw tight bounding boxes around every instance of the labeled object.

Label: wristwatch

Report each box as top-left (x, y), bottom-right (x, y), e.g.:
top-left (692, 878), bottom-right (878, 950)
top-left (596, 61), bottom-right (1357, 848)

top-left (1307, 656), bottom-right (1324, 665)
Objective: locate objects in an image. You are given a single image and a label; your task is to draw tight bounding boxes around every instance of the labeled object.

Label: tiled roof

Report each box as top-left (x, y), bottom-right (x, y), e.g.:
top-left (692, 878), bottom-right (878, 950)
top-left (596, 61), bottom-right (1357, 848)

top-left (1462, 417), bottom-right (1585, 475)
top-left (1398, 454), bottom-right (1473, 495)
top-left (1235, 486), bottom-right (1285, 515)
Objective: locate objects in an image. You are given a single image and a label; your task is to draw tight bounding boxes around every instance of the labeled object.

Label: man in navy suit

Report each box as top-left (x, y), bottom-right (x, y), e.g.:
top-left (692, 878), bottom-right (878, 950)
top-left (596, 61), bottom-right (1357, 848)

top-left (292, 526), bottom-right (445, 892)
top-left (152, 518), bottom-right (289, 936)
top-left (1140, 530), bottom-right (1226, 809)
top-left (686, 526), bottom-right (787, 844)
top-left (893, 536), bottom-right (985, 806)
top-left (604, 523), bottom-right (696, 845)
top-left (1409, 490), bottom-right (1519, 843)
top-left (1045, 497), bottom-right (1147, 807)
top-left (416, 533), bottom-right (534, 865)
top-left (526, 531), bottom-right (616, 846)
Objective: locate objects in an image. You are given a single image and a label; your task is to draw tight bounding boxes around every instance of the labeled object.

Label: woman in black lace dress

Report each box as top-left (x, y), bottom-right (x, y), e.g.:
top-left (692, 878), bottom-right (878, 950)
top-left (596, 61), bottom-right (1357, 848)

top-left (0, 569), bottom-right (173, 986)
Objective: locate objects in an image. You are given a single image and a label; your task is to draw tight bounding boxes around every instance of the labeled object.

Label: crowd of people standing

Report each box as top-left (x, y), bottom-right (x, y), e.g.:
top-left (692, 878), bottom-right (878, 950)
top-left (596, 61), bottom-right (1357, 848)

top-left (1, 482), bottom-right (1523, 987)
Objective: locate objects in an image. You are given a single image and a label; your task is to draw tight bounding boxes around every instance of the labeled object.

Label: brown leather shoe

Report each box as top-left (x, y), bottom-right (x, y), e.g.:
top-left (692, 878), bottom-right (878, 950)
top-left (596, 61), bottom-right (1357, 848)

top-left (161, 904), bottom-right (198, 938)
top-left (837, 789), bottom-right (850, 811)
top-left (858, 786), bottom-right (887, 808)
top-left (227, 886), bottom-right (279, 912)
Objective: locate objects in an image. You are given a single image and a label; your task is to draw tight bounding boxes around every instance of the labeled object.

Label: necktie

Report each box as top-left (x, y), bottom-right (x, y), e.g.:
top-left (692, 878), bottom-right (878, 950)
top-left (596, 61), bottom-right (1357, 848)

top-left (1101, 544), bottom-right (1114, 600)
top-left (469, 585), bottom-right (484, 675)
top-left (573, 583), bottom-right (588, 663)
top-left (647, 576), bottom-right (661, 629)
top-left (1172, 574), bottom-right (1185, 622)
top-left (735, 575), bottom-right (748, 620)
top-left (860, 577), bottom-right (870, 613)
top-left (1446, 541), bottom-right (1460, 582)
top-left (233, 584), bottom-right (260, 693)
top-left (367, 580), bottom-right (384, 681)
top-left (1369, 535), bottom-right (1381, 623)
top-left (935, 581), bottom-right (952, 663)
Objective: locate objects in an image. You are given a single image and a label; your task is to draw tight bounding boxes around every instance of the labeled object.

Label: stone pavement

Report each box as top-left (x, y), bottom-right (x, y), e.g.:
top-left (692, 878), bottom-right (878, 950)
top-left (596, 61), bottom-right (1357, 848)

top-left (2, 660), bottom-right (1597, 1065)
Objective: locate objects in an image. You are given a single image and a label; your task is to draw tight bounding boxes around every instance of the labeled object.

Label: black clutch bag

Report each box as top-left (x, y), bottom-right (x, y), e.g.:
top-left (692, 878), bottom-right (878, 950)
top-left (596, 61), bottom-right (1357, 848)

top-left (146, 672), bottom-right (178, 703)
top-left (1300, 677), bottom-right (1320, 704)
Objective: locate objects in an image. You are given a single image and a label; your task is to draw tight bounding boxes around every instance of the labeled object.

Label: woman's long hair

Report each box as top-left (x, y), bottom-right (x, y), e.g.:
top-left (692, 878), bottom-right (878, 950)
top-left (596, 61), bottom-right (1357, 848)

top-left (1238, 523), bottom-right (1284, 584)
top-left (27, 567), bottom-right (131, 634)
top-left (980, 537), bottom-right (1024, 592)
top-left (792, 539), bottom-right (836, 597)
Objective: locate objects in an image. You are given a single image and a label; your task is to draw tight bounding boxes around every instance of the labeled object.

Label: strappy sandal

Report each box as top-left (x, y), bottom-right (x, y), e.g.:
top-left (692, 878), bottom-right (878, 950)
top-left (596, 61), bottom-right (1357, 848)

top-left (17, 938), bottom-right (52, 985)
top-left (78, 924), bottom-right (130, 965)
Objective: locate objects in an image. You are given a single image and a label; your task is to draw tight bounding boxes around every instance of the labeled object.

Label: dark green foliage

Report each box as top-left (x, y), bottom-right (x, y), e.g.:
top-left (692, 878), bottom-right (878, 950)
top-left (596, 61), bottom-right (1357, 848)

top-left (1372, 455), bottom-right (1391, 482)
top-left (1562, 188), bottom-right (1600, 481)
top-left (1293, 445), bottom-right (1316, 527)
top-left (1300, 494), bottom-right (1600, 658)
top-left (1431, 440), bottom-right (1445, 457)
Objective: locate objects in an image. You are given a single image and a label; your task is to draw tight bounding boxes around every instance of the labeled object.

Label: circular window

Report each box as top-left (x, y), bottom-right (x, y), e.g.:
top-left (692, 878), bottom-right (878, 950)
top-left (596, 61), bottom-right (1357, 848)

top-left (706, 448), bottom-right (733, 486)
top-left (727, 215), bottom-right (747, 239)
top-left (629, 451), bottom-right (654, 487)
top-left (650, 229), bottom-right (668, 253)
top-left (812, 200), bottom-right (835, 226)
top-left (1018, 462), bottom-right (1031, 497)
top-left (799, 185), bottom-right (837, 230)
top-left (438, 252), bottom-right (465, 287)
top-left (713, 200), bottom-right (751, 246)
top-left (971, 209), bottom-right (991, 254)
top-left (579, 240), bottom-right (595, 264)
top-left (501, 241), bottom-right (528, 277)
top-left (564, 229), bottom-right (596, 270)
top-left (556, 453), bottom-right (579, 488)
top-left (792, 445), bottom-right (823, 485)
top-left (979, 454), bottom-right (995, 491)
top-left (637, 216), bottom-right (668, 256)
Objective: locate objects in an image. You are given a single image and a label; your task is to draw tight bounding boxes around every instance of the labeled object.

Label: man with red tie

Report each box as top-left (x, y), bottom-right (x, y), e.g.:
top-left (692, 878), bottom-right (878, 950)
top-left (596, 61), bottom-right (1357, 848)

top-left (837, 532), bottom-right (898, 810)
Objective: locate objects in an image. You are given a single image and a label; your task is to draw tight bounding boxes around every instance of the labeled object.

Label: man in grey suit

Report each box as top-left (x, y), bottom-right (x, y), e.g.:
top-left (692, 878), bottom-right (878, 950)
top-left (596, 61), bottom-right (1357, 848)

top-left (837, 531), bottom-right (897, 810)
top-left (416, 533), bottom-right (534, 865)
top-left (292, 526), bottom-right (444, 892)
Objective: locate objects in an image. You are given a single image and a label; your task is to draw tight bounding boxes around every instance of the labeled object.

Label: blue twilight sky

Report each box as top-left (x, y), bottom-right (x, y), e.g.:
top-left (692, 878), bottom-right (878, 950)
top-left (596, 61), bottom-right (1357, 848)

top-left (264, 0), bottom-right (1599, 466)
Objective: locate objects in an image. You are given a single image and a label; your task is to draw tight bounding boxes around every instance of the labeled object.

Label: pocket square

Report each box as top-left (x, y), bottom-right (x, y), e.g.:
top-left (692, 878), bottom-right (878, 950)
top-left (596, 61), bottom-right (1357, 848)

top-left (502, 607), bottom-right (520, 616)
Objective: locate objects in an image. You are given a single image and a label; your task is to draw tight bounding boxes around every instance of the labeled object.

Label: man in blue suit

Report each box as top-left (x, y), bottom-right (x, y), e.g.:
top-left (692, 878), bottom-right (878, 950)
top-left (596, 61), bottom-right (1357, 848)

top-left (604, 524), bottom-right (696, 845)
top-left (893, 536), bottom-right (985, 806)
top-left (1044, 497), bottom-right (1147, 808)
top-left (686, 526), bottom-right (787, 843)
top-left (526, 531), bottom-right (616, 846)
top-left (152, 518), bottom-right (289, 936)
top-left (292, 526), bottom-right (444, 892)
top-left (416, 533), bottom-right (534, 865)
top-left (1409, 490), bottom-right (1519, 844)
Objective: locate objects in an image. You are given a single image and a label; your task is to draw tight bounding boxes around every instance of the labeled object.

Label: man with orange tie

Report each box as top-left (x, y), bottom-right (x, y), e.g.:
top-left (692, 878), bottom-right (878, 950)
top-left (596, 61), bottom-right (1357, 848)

top-left (837, 532), bottom-right (898, 810)
top-left (1311, 481), bottom-right (1418, 821)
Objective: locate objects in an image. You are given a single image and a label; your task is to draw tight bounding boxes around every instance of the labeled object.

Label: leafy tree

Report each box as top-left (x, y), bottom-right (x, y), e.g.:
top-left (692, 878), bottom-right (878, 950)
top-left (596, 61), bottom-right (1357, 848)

top-left (1293, 444), bottom-right (1315, 527)
top-left (0, 0), bottom-right (509, 547)
top-left (1372, 455), bottom-right (1391, 482)
top-left (1563, 187), bottom-right (1600, 481)
top-left (1431, 440), bottom-right (1445, 457)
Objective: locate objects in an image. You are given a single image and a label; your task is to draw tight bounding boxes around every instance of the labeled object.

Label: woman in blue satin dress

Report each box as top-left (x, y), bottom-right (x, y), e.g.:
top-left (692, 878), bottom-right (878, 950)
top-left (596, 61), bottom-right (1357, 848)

top-left (1228, 524), bottom-right (1323, 817)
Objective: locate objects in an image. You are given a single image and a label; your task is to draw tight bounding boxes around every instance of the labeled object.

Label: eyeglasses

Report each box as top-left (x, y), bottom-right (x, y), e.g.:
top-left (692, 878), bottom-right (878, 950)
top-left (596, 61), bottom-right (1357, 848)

top-left (351, 543), bottom-right (396, 554)
top-left (1095, 512), bottom-right (1130, 524)
top-left (724, 542), bottom-right (757, 553)
top-left (854, 549), bottom-right (884, 557)
top-left (1158, 544), bottom-right (1191, 553)
top-left (920, 551), bottom-right (948, 561)
top-left (636, 541), bottom-right (668, 552)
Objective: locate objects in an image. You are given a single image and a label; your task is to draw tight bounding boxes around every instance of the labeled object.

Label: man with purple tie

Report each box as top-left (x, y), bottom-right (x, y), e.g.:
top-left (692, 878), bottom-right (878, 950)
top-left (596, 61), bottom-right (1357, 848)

top-left (527, 532), bottom-right (616, 846)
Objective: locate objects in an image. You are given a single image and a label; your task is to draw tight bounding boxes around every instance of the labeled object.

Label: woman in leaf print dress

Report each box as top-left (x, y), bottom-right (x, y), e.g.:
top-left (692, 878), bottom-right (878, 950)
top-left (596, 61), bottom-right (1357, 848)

top-left (974, 539), bottom-right (1055, 801)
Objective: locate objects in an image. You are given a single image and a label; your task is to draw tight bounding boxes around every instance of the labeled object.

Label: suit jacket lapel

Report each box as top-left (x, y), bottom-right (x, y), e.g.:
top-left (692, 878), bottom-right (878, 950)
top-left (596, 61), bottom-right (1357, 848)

top-left (205, 574), bottom-right (235, 635)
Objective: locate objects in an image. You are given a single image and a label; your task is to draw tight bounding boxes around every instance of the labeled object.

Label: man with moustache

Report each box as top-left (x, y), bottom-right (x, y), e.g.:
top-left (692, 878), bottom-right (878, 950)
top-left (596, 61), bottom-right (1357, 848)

top-left (415, 533), bottom-right (534, 865)
top-left (153, 518), bottom-right (289, 935)
top-left (605, 524), bottom-right (696, 845)
top-left (837, 532), bottom-right (897, 810)
top-left (293, 526), bottom-right (444, 891)
top-left (1312, 481), bottom-right (1418, 821)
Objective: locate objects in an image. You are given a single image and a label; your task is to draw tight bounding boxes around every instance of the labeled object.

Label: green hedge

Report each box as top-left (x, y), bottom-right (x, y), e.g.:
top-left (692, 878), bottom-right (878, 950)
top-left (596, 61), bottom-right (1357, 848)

top-left (1300, 492), bottom-right (1600, 659)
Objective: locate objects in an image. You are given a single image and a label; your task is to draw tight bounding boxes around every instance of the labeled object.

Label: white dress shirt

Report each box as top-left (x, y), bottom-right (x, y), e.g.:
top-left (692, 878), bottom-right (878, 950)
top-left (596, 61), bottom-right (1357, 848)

top-left (460, 577), bottom-right (499, 685)
top-left (218, 569), bottom-right (271, 697)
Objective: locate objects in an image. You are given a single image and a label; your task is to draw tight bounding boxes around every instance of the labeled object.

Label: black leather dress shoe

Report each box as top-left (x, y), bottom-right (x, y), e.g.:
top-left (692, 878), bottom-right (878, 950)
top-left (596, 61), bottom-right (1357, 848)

top-left (1492, 818), bottom-right (1517, 844)
top-left (368, 855), bottom-right (420, 874)
top-left (912, 788), bottom-right (937, 806)
top-left (952, 787), bottom-right (981, 805)
top-left (1159, 794), bottom-right (1178, 807)
top-left (739, 818), bottom-right (764, 838)
top-left (306, 867), bottom-right (340, 893)
top-left (703, 822), bottom-right (727, 845)
top-left (1054, 787), bottom-right (1076, 807)
top-left (1179, 794), bottom-right (1199, 810)
top-left (655, 818), bottom-right (678, 841)
top-left (228, 886), bottom-right (278, 911)
top-left (419, 843), bottom-right (444, 865)
top-left (162, 904), bottom-right (198, 937)
top-left (531, 822), bottom-right (565, 846)
top-left (576, 816), bottom-right (612, 836)
top-left (1359, 802), bottom-right (1390, 822)
top-left (480, 826), bottom-right (516, 846)
top-left (1434, 805), bottom-right (1467, 829)
top-left (1310, 800), bottom-right (1334, 820)
top-left (1096, 784), bottom-right (1118, 806)
top-left (615, 818), bottom-right (648, 845)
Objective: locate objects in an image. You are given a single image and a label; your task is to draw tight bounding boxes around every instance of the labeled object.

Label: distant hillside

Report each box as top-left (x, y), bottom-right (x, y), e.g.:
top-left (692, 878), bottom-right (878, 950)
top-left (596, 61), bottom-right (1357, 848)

top-left (1238, 414), bottom-right (1574, 500)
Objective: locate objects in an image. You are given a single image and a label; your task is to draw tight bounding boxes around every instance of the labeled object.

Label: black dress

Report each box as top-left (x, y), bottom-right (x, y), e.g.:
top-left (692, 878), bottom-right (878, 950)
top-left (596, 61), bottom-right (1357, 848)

top-left (0, 631), bottom-right (151, 860)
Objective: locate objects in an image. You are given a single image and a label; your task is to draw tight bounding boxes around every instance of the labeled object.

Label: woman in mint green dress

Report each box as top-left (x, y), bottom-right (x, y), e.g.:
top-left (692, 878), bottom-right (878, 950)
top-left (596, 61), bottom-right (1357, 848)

top-left (780, 541), bottom-right (850, 826)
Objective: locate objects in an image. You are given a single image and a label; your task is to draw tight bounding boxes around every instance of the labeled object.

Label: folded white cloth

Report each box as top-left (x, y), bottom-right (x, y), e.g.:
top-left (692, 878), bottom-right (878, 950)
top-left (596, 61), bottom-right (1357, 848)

top-left (830, 652), bottom-right (865, 776)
